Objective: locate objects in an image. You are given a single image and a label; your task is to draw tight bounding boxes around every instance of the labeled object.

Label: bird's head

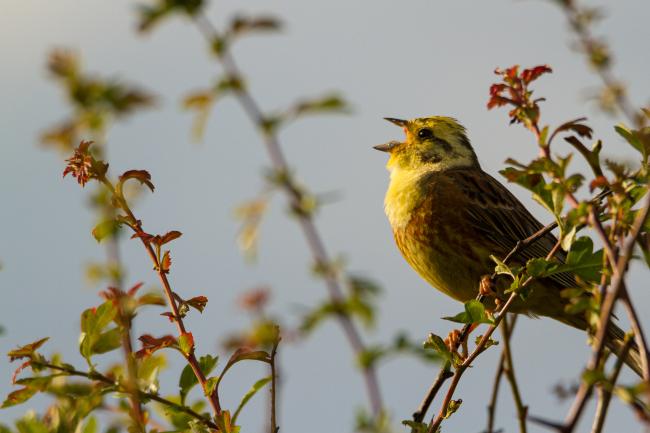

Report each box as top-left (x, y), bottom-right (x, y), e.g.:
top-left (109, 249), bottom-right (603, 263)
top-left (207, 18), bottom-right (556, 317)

top-left (375, 116), bottom-right (480, 172)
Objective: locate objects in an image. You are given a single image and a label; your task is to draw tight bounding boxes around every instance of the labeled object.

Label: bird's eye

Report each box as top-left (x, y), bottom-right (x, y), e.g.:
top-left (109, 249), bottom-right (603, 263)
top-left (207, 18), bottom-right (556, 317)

top-left (417, 128), bottom-right (433, 139)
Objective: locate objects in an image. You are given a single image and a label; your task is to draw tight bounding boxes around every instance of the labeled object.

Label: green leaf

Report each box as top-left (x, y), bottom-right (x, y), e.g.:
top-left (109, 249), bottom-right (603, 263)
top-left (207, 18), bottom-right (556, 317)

top-left (292, 94), bottom-right (350, 117)
top-left (91, 219), bottom-right (121, 242)
top-left (231, 376), bottom-right (272, 424)
top-left (442, 300), bottom-right (493, 325)
top-left (82, 416), bottom-right (97, 433)
top-left (444, 398), bottom-right (463, 419)
top-left (615, 124), bottom-right (644, 153)
top-left (178, 333), bottom-right (194, 357)
top-left (490, 255), bottom-right (513, 277)
top-left (402, 420), bottom-right (428, 433)
top-left (91, 327), bottom-right (122, 354)
top-left (179, 354), bottom-right (218, 403)
top-left (555, 237), bottom-right (603, 282)
top-left (423, 333), bottom-right (452, 363)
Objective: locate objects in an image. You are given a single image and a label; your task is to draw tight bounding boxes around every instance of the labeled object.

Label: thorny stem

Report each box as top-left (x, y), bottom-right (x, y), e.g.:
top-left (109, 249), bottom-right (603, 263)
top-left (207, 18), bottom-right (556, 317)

top-left (590, 335), bottom-right (633, 433)
top-left (427, 235), bottom-right (563, 433)
top-left (99, 177), bottom-right (223, 417)
top-left (501, 315), bottom-right (527, 433)
top-left (427, 292), bottom-right (520, 433)
top-left (192, 13), bottom-right (384, 416)
top-left (413, 219), bottom-right (558, 424)
top-left (32, 361), bottom-right (218, 429)
top-left (563, 190), bottom-right (650, 432)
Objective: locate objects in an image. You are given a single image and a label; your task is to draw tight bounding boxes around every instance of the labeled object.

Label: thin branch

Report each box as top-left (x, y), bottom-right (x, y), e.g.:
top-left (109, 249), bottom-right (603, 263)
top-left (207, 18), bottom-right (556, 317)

top-left (99, 177), bottom-right (222, 416)
top-left (590, 335), bottom-right (633, 433)
top-left (486, 351), bottom-right (506, 433)
top-left (563, 190), bottom-right (650, 432)
top-left (427, 292), bottom-right (520, 433)
top-left (413, 364), bottom-right (453, 423)
top-left (33, 361), bottom-right (217, 429)
top-left (501, 315), bottom-right (527, 433)
top-left (559, 1), bottom-right (643, 127)
top-left (270, 337), bottom-right (280, 433)
top-left (192, 13), bottom-right (383, 416)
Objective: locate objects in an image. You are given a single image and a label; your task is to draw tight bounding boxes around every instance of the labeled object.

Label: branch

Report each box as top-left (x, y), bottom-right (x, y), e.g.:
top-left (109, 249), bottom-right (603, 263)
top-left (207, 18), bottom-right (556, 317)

top-left (501, 315), bottom-right (527, 433)
top-left (486, 351), bottom-right (506, 433)
top-left (590, 335), bottom-right (633, 433)
top-left (563, 190), bottom-right (650, 432)
top-left (99, 177), bottom-right (223, 416)
top-left (191, 13), bottom-right (384, 416)
top-left (32, 361), bottom-right (217, 429)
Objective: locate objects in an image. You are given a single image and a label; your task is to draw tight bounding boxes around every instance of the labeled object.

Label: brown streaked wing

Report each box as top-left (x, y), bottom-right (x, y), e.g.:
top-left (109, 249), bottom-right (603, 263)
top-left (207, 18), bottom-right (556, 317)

top-left (446, 168), bottom-right (576, 289)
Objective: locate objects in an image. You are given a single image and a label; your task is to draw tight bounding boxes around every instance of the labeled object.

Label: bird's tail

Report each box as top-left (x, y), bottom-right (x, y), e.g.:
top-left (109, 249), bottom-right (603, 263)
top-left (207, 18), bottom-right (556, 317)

top-left (605, 322), bottom-right (643, 378)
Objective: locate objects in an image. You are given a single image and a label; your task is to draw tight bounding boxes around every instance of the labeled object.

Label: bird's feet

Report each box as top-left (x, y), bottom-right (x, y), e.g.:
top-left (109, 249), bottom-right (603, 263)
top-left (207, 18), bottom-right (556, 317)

top-left (479, 274), bottom-right (495, 296)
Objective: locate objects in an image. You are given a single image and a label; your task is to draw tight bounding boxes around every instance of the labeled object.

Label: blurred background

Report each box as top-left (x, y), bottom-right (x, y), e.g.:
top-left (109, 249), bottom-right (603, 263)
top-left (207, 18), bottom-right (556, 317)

top-left (2, 0), bottom-right (650, 432)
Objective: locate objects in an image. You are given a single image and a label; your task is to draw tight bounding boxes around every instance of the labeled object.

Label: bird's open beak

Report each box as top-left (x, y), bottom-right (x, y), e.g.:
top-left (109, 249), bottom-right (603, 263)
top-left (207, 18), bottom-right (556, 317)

top-left (374, 117), bottom-right (408, 152)
top-left (384, 117), bottom-right (408, 127)
top-left (373, 140), bottom-right (401, 152)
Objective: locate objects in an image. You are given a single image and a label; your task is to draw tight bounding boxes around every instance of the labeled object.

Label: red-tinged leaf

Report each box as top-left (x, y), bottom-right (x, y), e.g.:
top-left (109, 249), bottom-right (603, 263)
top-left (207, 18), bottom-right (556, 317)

top-left (160, 230), bottom-right (183, 245)
top-left (489, 83), bottom-right (507, 96)
top-left (487, 95), bottom-right (511, 110)
top-left (187, 296), bottom-right (208, 313)
top-left (12, 361), bottom-right (31, 384)
top-left (161, 312), bottom-right (177, 322)
top-left (521, 65), bottom-right (553, 84)
top-left (119, 169), bottom-right (155, 192)
top-left (553, 118), bottom-right (593, 140)
top-left (8, 338), bottom-right (49, 361)
top-left (1, 386), bottom-right (38, 408)
top-left (178, 332), bottom-right (194, 356)
top-left (136, 334), bottom-right (177, 358)
top-left (131, 231), bottom-right (154, 243)
top-left (226, 348), bottom-right (271, 368)
top-left (160, 251), bottom-right (172, 274)
top-left (127, 282), bottom-right (145, 297)
top-left (590, 176), bottom-right (609, 192)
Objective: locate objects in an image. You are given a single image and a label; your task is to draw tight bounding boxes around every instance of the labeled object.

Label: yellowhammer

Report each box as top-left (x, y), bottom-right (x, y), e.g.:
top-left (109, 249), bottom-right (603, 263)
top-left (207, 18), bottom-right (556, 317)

top-left (376, 116), bottom-right (642, 375)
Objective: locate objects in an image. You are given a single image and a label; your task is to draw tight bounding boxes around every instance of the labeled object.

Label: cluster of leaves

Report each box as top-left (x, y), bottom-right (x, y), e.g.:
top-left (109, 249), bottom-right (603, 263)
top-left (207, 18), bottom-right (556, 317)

top-left (2, 141), bottom-right (282, 433)
top-left (42, 50), bottom-right (155, 152)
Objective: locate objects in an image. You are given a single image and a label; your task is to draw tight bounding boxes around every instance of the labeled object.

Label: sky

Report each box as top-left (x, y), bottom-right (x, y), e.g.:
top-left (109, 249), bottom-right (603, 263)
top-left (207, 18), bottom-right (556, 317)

top-left (1, 0), bottom-right (650, 432)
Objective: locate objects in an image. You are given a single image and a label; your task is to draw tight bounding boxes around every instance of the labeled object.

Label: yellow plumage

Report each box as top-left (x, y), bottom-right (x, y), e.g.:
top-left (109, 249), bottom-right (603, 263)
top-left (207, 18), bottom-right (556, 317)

top-left (376, 116), bottom-right (642, 376)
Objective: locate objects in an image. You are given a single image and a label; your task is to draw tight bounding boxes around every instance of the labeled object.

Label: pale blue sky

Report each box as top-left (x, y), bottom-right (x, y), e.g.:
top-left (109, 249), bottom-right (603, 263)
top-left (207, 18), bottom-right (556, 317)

top-left (1, 1), bottom-right (650, 432)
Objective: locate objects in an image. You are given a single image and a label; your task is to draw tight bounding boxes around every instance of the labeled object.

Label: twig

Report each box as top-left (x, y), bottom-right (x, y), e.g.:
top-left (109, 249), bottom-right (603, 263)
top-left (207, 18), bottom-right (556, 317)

top-left (563, 190), bottom-right (650, 432)
top-left (428, 292), bottom-right (520, 433)
top-left (413, 364), bottom-right (453, 423)
top-left (32, 361), bottom-right (217, 429)
top-left (486, 351), bottom-right (506, 433)
top-left (500, 315), bottom-right (527, 433)
top-left (590, 335), bottom-right (633, 433)
top-left (414, 219), bottom-right (559, 424)
top-left (270, 337), bottom-right (280, 433)
top-left (191, 13), bottom-right (384, 416)
top-left (99, 177), bottom-right (223, 416)
top-left (559, 1), bottom-right (643, 127)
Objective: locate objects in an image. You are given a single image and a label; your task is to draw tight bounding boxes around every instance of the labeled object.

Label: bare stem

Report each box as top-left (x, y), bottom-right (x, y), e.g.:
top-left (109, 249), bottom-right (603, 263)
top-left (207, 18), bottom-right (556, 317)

top-left (590, 335), bottom-right (633, 433)
top-left (501, 315), bottom-right (527, 433)
top-left (486, 352), bottom-right (506, 433)
top-left (192, 13), bottom-right (383, 416)
top-left (563, 190), bottom-right (650, 432)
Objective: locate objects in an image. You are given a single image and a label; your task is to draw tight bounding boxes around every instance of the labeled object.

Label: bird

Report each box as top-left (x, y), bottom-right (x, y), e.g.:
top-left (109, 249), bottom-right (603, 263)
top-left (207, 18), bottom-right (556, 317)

top-left (375, 115), bottom-right (642, 376)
